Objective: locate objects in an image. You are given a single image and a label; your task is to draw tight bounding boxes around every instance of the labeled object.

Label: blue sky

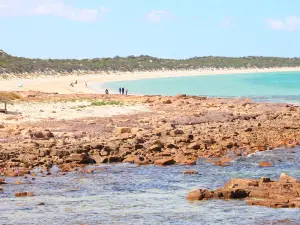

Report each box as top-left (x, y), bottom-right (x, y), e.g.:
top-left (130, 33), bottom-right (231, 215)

top-left (1, 0), bottom-right (300, 59)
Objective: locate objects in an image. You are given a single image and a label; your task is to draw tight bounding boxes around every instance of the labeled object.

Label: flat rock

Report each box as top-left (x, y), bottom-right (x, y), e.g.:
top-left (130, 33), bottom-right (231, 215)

top-left (186, 173), bottom-right (300, 208)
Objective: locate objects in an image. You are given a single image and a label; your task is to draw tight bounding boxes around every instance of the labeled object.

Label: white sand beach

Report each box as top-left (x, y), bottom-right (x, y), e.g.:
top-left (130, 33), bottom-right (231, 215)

top-left (1, 67), bottom-right (300, 94)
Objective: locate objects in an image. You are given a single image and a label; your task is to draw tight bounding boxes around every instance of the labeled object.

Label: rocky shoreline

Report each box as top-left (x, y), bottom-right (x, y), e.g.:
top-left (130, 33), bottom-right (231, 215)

top-left (1, 91), bottom-right (300, 200)
top-left (1, 91), bottom-right (300, 171)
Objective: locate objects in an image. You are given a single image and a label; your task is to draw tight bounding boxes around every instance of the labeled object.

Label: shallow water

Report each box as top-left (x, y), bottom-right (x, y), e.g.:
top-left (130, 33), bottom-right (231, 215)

top-left (99, 71), bottom-right (300, 104)
top-left (1, 148), bottom-right (300, 225)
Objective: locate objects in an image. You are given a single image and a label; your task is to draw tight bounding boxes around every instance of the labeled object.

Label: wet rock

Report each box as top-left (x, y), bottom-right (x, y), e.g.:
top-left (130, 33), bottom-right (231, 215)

top-left (187, 173), bottom-right (300, 208)
top-left (4, 168), bottom-right (30, 177)
top-left (80, 169), bottom-right (94, 174)
top-left (123, 155), bottom-right (148, 165)
top-left (258, 161), bottom-right (273, 167)
top-left (183, 170), bottom-right (198, 175)
top-left (154, 158), bottom-right (175, 166)
top-left (186, 189), bottom-right (213, 201)
top-left (14, 192), bottom-right (34, 197)
top-left (0, 178), bottom-right (6, 184)
top-left (108, 156), bottom-right (122, 163)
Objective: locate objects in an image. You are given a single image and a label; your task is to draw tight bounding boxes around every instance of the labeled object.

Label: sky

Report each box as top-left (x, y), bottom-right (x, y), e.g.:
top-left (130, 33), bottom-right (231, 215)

top-left (0, 0), bottom-right (300, 59)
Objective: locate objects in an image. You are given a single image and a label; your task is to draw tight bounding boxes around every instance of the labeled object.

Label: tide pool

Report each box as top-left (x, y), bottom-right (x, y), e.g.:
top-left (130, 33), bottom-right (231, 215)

top-left (101, 71), bottom-right (300, 103)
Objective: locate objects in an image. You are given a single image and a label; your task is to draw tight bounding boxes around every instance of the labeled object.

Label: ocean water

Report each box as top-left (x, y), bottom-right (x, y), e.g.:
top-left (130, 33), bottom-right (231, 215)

top-left (1, 148), bottom-right (300, 225)
top-left (101, 71), bottom-right (300, 103)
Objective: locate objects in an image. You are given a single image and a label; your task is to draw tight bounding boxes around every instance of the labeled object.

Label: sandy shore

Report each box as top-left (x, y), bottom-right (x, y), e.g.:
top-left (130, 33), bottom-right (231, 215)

top-left (0, 100), bottom-right (150, 124)
top-left (1, 67), bottom-right (300, 94)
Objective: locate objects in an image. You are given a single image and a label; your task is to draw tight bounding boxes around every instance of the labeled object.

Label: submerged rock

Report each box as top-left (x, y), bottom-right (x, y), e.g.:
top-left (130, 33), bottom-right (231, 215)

top-left (14, 192), bottom-right (34, 197)
top-left (183, 170), bottom-right (198, 175)
top-left (258, 161), bottom-right (273, 167)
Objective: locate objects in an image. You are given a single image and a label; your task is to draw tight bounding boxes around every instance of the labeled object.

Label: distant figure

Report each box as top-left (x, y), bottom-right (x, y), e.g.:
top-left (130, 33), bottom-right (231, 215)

top-left (125, 88), bottom-right (128, 95)
top-left (85, 81), bottom-right (87, 87)
top-left (121, 87), bottom-right (125, 95)
top-left (74, 80), bottom-right (77, 84)
top-left (70, 82), bottom-right (74, 87)
top-left (105, 89), bottom-right (109, 94)
top-left (18, 81), bottom-right (23, 88)
top-left (119, 87), bottom-right (122, 94)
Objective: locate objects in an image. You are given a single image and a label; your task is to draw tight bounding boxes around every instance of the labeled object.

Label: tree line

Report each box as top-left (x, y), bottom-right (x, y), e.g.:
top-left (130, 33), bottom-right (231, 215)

top-left (1, 50), bottom-right (300, 75)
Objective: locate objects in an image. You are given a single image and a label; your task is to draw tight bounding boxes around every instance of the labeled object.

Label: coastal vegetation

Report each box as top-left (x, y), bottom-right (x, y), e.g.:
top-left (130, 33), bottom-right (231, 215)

top-left (2, 49), bottom-right (300, 76)
top-left (0, 91), bottom-right (22, 101)
top-left (90, 100), bottom-right (123, 106)
top-left (77, 100), bottom-right (124, 108)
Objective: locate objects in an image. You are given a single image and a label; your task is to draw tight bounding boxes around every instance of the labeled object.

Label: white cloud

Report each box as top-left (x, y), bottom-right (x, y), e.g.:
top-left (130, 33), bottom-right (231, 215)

top-left (145, 10), bottom-right (172, 23)
top-left (221, 17), bottom-right (233, 29)
top-left (266, 16), bottom-right (300, 32)
top-left (0, 0), bottom-right (109, 22)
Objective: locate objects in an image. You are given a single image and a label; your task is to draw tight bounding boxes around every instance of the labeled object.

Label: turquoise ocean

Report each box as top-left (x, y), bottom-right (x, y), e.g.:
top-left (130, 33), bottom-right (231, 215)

top-left (100, 71), bottom-right (300, 104)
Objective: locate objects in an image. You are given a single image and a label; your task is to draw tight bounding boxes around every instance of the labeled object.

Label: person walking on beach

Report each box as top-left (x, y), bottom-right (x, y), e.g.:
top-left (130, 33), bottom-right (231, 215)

top-left (125, 88), bottom-right (128, 95)
top-left (121, 87), bottom-right (125, 95)
top-left (119, 87), bottom-right (122, 94)
top-left (105, 89), bottom-right (109, 94)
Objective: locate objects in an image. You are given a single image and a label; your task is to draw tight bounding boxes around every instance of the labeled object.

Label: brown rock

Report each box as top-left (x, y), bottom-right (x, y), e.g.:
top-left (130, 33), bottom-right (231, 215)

top-left (186, 189), bottom-right (204, 200)
top-left (154, 158), bottom-right (175, 166)
top-left (108, 156), bottom-right (122, 163)
top-left (258, 161), bottom-right (273, 167)
top-left (0, 178), bottom-right (6, 184)
top-left (186, 189), bottom-right (213, 201)
top-left (66, 153), bottom-right (95, 164)
top-left (279, 173), bottom-right (297, 183)
top-left (14, 192), bottom-right (34, 197)
top-left (188, 142), bottom-right (200, 150)
top-left (163, 99), bottom-right (172, 104)
top-left (186, 173), bottom-right (300, 208)
top-left (4, 170), bottom-right (18, 177)
top-left (123, 156), bottom-right (149, 165)
top-left (148, 144), bottom-right (162, 152)
top-left (175, 94), bottom-right (187, 98)
top-left (115, 127), bottom-right (132, 134)
top-left (184, 170), bottom-right (198, 175)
